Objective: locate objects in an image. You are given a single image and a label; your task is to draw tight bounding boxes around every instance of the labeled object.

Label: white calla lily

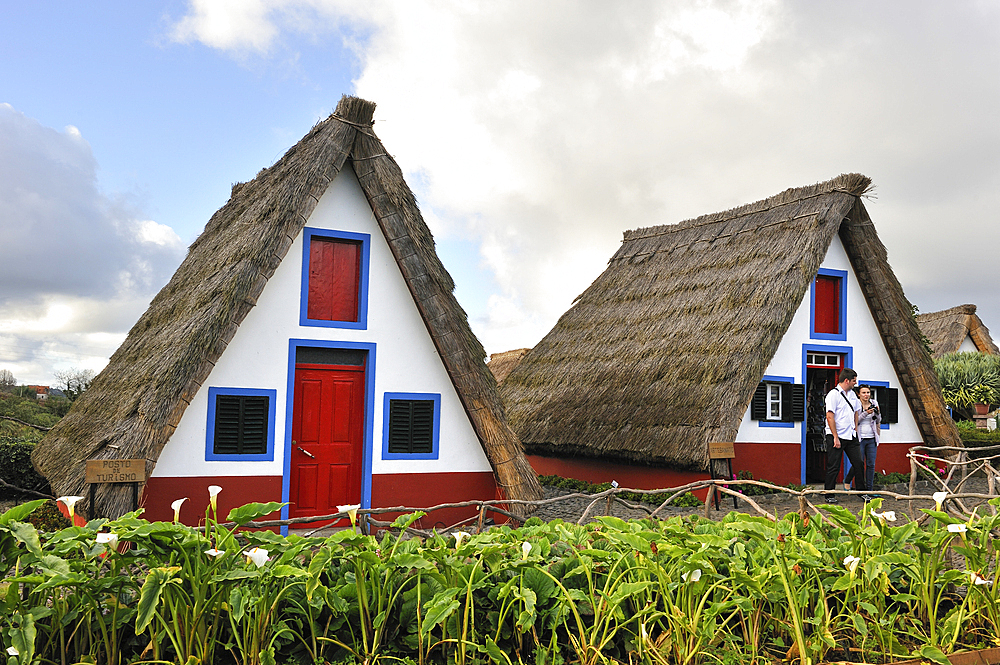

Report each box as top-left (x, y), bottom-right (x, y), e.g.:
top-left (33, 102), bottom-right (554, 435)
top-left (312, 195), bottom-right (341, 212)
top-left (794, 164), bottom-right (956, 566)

top-left (337, 504), bottom-right (360, 527)
top-left (682, 569), bottom-right (702, 583)
top-left (7, 646), bottom-right (19, 656)
top-left (521, 541), bottom-right (532, 559)
top-left (872, 510), bottom-right (897, 524)
top-left (947, 523), bottom-right (967, 533)
top-left (244, 547), bottom-right (269, 567)
top-left (58, 495), bottom-right (84, 519)
top-left (205, 548), bottom-right (225, 558)
top-left (453, 531), bottom-right (470, 548)
top-left (970, 571), bottom-right (992, 586)
top-left (933, 491), bottom-right (947, 511)
top-left (208, 485), bottom-right (222, 511)
top-left (843, 555), bottom-right (861, 575)
top-left (171, 497), bottom-right (188, 522)
top-left (96, 532), bottom-right (119, 549)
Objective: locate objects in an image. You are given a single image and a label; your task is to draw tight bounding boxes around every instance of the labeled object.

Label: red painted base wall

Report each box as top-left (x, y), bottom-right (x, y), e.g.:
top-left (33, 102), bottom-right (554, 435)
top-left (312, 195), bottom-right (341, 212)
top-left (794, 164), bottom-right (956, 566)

top-left (530, 441), bottom-right (919, 498)
top-left (527, 455), bottom-right (711, 500)
top-left (370, 471), bottom-right (500, 529)
top-left (142, 473), bottom-right (500, 530)
top-left (143, 476), bottom-right (283, 525)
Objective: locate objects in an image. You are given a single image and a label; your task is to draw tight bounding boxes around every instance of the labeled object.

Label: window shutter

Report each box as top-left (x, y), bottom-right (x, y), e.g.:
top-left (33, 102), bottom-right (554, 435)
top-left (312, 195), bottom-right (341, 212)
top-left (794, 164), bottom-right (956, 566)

top-left (879, 387), bottom-right (899, 423)
top-left (214, 396), bottom-right (241, 455)
top-left (214, 395), bottom-right (269, 455)
top-left (240, 397), bottom-right (268, 454)
top-left (388, 399), bottom-right (436, 454)
top-left (783, 384), bottom-right (806, 422)
top-left (751, 383), bottom-right (767, 420)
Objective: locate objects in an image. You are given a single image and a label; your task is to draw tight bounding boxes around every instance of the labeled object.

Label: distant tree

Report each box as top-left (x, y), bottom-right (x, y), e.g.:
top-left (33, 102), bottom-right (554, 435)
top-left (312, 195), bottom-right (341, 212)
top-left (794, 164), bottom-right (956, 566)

top-left (53, 368), bottom-right (96, 402)
top-left (0, 369), bottom-right (15, 392)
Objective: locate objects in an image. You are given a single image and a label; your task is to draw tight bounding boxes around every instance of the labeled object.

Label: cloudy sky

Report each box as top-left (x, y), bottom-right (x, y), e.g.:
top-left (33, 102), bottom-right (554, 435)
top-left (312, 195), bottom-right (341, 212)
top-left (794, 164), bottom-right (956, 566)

top-left (2, 1), bottom-right (999, 385)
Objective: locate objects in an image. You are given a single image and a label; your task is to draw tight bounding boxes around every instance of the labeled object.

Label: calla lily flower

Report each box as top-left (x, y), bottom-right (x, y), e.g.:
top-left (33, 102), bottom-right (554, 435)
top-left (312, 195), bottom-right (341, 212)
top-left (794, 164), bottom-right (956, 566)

top-left (244, 547), bottom-right (269, 567)
top-left (682, 569), bottom-right (702, 583)
top-left (58, 495), bottom-right (84, 519)
top-left (947, 523), bottom-right (967, 533)
top-left (872, 510), bottom-right (897, 523)
top-left (205, 548), bottom-right (225, 558)
top-left (7, 646), bottom-right (19, 656)
top-left (337, 504), bottom-right (360, 527)
top-left (970, 571), bottom-right (992, 586)
top-left (844, 555), bottom-right (861, 575)
top-left (933, 491), bottom-right (947, 511)
top-left (453, 531), bottom-right (470, 548)
top-left (171, 497), bottom-right (188, 522)
top-left (96, 532), bottom-right (119, 549)
top-left (521, 541), bottom-right (532, 559)
top-left (208, 485), bottom-right (222, 511)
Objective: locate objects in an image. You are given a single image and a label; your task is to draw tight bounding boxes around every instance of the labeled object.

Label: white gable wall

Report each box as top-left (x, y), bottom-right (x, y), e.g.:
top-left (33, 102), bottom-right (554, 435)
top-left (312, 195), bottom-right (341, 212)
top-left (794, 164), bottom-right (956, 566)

top-left (735, 234), bottom-right (922, 444)
top-left (154, 164), bottom-right (491, 479)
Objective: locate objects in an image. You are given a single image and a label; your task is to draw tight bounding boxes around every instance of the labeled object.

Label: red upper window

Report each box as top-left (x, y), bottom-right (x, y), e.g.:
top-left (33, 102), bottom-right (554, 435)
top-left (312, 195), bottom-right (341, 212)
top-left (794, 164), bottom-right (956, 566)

top-left (814, 275), bottom-right (841, 335)
top-left (307, 237), bottom-right (361, 322)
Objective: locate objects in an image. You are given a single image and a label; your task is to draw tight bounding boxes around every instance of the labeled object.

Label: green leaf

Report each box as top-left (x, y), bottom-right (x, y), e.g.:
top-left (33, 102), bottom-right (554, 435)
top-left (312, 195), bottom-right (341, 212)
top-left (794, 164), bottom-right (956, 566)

top-left (230, 587), bottom-right (247, 622)
top-left (0, 500), bottom-right (46, 526)
top-left (135, 566), bottom-right (180, 632)
top-left (391, 552), bottom-right (437, 571)
top-left (477, 636), bottom-right (512, 665)
top-left (421, 588), bottom-right (461, 632)
top-left (227, 502), bottom-right (287, 526)
top-left (391, 511), bottom-right (427, 530)
top-left (10, 612), bottom-right (37, 665)
top-left (917, 645), bottom-right (951, 665)
top-left (8, 522), bottom-right (41, 558)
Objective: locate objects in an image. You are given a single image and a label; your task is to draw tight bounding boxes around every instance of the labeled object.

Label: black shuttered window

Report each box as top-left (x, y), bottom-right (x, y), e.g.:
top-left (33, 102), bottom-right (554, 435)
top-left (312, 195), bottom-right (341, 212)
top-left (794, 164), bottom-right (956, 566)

top-left (214, 395), bottom-right (269, 455)
top-left (387, 399), bottom-right (435, 454)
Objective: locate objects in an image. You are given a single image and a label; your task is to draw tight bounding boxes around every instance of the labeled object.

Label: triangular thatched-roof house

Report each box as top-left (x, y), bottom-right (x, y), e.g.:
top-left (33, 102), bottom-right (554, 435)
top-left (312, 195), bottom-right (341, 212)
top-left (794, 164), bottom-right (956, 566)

top-left (916, 304), bottom-right (999, 359)
top-left (487, 348), bottom-right (530, 385)
top-left (502, 174), bottom-right (960, 488)
top-left (34, 96), bottom-right (542, 525)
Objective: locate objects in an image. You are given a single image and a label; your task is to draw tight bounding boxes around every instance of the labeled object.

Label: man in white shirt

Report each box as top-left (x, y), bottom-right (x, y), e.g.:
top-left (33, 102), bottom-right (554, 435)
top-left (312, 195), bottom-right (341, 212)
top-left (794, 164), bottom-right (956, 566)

top-left (824, 368), bottom-right (866, 502)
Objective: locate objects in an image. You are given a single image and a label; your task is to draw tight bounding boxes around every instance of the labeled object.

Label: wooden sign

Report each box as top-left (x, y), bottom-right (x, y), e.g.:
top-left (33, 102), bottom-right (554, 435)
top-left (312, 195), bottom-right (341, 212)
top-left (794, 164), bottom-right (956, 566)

top-left (85, 459), bottom-right (146, 484)
top-left (708, 442), bottom-right (735, 460)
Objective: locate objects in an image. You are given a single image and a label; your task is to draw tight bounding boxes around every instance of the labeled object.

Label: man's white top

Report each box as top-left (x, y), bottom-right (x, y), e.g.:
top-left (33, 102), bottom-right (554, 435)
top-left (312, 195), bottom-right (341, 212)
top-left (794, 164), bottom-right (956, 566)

top-left (825, 387), bottom-right (860, 439)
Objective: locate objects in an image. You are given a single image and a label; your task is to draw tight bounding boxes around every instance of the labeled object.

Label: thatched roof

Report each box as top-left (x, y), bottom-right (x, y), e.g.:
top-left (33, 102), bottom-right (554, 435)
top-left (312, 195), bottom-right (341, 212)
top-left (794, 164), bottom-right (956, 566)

top-left (487, 348), bottom-right (531, 384)
top-left (916, 304), bottom-right (999, 359)
top-left (501, 174), bottom-right (961, 470)
top-left (33, 95), bottom-right (542, 518)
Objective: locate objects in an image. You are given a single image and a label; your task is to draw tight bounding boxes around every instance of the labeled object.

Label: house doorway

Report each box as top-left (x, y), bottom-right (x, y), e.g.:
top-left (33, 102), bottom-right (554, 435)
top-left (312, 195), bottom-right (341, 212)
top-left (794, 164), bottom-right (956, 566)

top-left (805, 352), bottom-right (844, 483)
top-left (289, 347), bottom-right (367, 526)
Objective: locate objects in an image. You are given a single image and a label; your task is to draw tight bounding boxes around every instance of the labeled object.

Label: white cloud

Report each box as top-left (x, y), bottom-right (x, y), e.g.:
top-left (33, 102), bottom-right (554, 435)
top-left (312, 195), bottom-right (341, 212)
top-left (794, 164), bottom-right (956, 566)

top-left (0, 106), bottom-right (184, 383)
top-left (167, 0), bottom-right (1000, 353)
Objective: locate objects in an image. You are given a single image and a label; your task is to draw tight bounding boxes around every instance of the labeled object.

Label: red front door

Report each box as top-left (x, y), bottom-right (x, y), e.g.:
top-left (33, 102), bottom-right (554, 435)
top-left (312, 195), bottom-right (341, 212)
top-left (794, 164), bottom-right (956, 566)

top-left (290, 364), bottom-right (365, 522)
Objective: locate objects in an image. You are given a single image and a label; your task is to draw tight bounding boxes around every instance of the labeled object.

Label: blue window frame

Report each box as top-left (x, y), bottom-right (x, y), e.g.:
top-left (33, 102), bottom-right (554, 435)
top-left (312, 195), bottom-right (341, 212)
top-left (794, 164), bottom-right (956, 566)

top-left (859, 379), bottom-right (891, 430)
top-left (205, 387), bottom-right (277, 461)
top-left (810, 267), bottom-right (848, 341)
top-left (299, 228), bottom-right (370, 330)
top-left (381, 392), bottom-right (441, 460)
top-left (757, 374), bottom-right (795, 428)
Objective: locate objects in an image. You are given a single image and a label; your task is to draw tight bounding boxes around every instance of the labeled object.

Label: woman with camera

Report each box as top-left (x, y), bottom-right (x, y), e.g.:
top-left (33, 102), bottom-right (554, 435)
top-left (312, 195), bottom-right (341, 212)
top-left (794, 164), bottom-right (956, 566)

top-left (845, 385), bottom-right (881, 500)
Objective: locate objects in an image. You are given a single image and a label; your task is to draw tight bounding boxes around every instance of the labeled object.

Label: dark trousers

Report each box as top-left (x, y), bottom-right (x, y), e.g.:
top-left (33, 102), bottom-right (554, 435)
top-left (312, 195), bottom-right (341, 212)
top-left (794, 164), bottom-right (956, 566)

top-left (845, 438), bottom-right (878, 491)
top-left (825, 435), bottom-right (866, 492)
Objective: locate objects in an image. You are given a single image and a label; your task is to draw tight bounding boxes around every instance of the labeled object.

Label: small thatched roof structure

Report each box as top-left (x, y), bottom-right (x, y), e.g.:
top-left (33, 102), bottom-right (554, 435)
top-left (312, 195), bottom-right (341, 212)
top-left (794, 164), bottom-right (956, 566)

top-left (34, 95), bottom-right (542, 518)
top-left (501, 174), bottom-right (961, 470)
top-left (487, 348), bottom-right (531, 384)
top-left (916, 304), bottom-right (999, 359)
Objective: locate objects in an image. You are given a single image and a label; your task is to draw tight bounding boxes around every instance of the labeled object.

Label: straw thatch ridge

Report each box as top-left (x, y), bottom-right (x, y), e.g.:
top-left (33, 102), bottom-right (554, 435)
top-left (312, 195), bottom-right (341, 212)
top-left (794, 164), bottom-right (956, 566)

top-left (501, 174), bottom-right (960, 470)
top-left (488, 348), bottom-right (531, 384)
top-left (916, 304), bottom-right (999, 358)
top-left (33, 95), bottom-right (542, 518)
